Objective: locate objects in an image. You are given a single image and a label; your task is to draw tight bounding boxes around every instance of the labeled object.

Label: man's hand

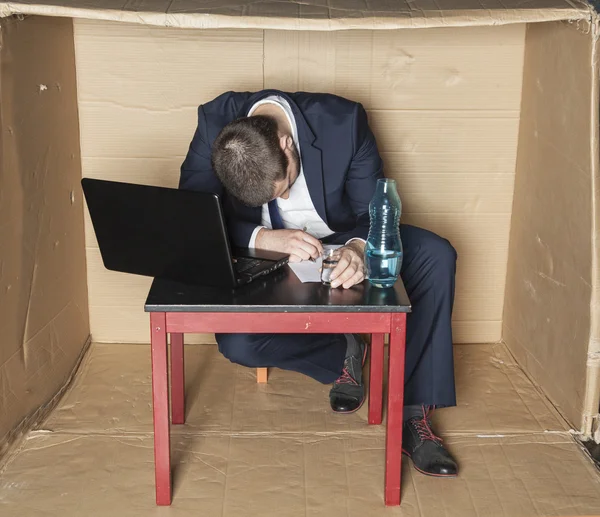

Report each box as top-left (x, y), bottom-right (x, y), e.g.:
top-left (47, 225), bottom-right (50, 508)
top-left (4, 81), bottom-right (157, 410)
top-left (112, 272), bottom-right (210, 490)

top-left (330, 241), bottom-right (366, 289)
top-left (255, 228), bottom-right (323, 263)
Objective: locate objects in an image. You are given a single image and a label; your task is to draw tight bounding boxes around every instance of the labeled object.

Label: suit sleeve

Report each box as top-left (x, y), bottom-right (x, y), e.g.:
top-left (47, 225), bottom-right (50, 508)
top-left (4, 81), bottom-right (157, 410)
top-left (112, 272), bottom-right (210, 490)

top-left (326, 103), bottom-right (384, 245)
top-left (179, 105), bottom-right (261, 247)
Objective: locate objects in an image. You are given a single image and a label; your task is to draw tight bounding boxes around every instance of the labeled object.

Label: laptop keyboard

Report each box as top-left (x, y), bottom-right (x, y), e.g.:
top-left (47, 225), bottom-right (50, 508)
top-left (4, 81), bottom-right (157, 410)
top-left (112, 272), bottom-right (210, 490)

top-left (234, 257), bottom-right (264, 275)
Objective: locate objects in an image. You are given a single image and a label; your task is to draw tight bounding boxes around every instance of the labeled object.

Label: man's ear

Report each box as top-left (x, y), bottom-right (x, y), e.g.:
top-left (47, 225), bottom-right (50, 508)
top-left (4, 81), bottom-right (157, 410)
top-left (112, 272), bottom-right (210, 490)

top-left (279, 134), bottom-right (293, 151)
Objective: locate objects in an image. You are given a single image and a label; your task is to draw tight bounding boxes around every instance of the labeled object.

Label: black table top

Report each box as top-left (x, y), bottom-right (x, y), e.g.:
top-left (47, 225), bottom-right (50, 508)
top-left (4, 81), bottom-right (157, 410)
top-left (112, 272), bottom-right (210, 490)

top-left (145, 266), bottom-right (411, 313)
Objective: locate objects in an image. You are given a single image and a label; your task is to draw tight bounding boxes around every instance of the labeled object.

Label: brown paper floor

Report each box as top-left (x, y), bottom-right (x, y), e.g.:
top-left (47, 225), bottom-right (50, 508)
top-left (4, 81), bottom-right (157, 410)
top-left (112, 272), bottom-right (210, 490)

top-left (1, 343), bottom-right (599, 516)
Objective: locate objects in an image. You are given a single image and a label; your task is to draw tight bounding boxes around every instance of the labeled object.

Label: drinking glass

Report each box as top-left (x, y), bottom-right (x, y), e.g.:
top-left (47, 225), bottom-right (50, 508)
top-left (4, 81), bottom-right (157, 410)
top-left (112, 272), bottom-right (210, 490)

top-left (321, 249), bottom-right (340, 286)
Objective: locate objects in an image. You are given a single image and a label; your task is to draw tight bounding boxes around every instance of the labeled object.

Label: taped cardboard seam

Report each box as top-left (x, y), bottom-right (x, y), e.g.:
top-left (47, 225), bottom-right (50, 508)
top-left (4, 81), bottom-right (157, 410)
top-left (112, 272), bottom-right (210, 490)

top-left (0, 335), bottom-right (92, 470)
top-left (0, 1), bottom-right (593, 30)
top-left (582, 14), bottom-right (600, 441)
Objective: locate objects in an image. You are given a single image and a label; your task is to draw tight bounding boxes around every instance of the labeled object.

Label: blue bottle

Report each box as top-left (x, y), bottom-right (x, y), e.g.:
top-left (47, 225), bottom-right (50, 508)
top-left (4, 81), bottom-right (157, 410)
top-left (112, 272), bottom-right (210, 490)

top-left (366, 178), bottom-right (403, 288)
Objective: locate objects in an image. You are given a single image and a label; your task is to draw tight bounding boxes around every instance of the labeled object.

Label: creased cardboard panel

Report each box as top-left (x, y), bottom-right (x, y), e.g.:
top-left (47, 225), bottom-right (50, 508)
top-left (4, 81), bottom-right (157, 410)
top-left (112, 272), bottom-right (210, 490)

top-left (0, 0), bottom-right (592, 31)
top-left (503, 20), bottom-right (595, 432)
top-left (0, 17), bottom-right (89, 451)
top-left (74, 21), bottom-right (264, 159)
top-left (44, 343), bottom-right (565, 436)
top-left (1, 432), bottom-right (599, 517)
top-left (452, 321), bottom-right (502, 343)
top-left (264, 25), bottom-right (525, 110)
top-left (404, 214), bottom-right (511, 341)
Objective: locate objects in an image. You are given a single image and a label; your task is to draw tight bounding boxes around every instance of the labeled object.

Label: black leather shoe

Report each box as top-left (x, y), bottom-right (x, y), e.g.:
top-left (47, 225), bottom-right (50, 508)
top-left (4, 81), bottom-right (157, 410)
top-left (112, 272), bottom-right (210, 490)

top-left (402, 409), bottom-right (458, 477)
top-left (329, 335), bottom-right (367, 413)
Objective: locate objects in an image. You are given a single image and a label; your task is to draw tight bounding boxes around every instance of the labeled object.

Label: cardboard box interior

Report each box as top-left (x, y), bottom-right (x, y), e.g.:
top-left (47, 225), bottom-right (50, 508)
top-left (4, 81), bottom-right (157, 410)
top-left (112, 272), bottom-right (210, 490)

top-left (0, 0), bottom-right (599, 490)
top-left (79, 20), bottom-right (524, 347)
top-left (2, 342), bottom-right (600, 516)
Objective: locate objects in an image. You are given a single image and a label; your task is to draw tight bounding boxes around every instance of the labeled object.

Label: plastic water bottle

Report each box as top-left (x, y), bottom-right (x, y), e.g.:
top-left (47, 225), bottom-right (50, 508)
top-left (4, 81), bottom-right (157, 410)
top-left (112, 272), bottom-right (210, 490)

top-left (366, 178), bottom-right (403, 288)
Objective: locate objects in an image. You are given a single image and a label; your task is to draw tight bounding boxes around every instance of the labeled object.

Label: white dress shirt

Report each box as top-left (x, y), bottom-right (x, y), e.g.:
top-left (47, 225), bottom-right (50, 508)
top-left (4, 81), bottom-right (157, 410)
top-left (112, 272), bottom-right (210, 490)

top-left (247, 96), bottom-right (334, 248)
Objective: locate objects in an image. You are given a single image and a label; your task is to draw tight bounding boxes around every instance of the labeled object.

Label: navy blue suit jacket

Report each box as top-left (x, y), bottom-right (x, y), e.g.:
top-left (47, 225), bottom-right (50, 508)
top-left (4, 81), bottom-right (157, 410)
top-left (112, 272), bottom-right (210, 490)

top-left (179, 90), bottom-right (384, 247)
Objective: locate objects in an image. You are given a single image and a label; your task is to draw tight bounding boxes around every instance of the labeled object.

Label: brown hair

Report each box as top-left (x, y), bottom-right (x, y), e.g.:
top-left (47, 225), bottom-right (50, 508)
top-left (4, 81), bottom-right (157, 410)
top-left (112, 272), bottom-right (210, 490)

top-left (211, 116), bottom-right (287, 207)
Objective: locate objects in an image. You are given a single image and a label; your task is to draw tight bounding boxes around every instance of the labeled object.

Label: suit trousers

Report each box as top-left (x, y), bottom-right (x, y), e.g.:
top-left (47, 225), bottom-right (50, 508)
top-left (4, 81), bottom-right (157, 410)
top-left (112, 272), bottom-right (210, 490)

top-left (216, 224), bottom-right (457, 408)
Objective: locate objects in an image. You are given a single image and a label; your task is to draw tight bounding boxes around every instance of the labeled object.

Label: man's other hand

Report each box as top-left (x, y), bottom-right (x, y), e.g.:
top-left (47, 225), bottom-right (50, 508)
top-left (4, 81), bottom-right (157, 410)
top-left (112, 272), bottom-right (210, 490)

top-left (330, 241), bottom-right (366, 289)
top-left (255, 228), bottom-right (323, 263)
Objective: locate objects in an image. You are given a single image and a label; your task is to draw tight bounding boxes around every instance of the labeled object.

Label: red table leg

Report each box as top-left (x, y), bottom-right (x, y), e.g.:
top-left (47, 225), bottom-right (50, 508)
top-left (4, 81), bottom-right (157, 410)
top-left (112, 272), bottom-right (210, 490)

top-left (368, 333), bottom-right (385, 425)
top-left (385, 313), bottom-right (407, 506)
top-left (170, 333), bottom-right (185, 425)
top-left (150, 312), bottom-right (172, 506)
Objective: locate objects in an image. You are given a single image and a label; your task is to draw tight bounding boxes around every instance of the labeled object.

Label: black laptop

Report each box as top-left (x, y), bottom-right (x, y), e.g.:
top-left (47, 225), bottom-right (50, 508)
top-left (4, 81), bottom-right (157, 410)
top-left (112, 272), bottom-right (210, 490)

top-left (81, 178), bottom-right (289, 288)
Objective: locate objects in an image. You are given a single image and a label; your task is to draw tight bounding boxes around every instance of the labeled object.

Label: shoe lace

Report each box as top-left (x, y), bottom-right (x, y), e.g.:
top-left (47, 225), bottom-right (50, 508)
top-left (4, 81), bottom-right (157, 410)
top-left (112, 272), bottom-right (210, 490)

top-left (412, 406), bottom-right (443, 444)
top-left (335, 367), bottom-right (358, 386)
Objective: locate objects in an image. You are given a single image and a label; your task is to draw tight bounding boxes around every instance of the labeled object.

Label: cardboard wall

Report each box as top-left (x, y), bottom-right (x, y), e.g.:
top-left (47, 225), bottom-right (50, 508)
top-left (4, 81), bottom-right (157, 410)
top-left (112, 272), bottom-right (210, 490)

top-left (78, 20), bottom-right (525, 345)
top-left (503, 20), bottom-right (599, 431)
top-left (0, 16), bottom-right (89, 451)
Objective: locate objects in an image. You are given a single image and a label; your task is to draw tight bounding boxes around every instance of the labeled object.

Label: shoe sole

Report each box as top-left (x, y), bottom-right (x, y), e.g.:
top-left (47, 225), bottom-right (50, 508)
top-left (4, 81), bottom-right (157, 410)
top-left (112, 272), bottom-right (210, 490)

top-left (331, 341), bottom-right (368, 415)
top-left (401, 449), bottom-right (458, 478)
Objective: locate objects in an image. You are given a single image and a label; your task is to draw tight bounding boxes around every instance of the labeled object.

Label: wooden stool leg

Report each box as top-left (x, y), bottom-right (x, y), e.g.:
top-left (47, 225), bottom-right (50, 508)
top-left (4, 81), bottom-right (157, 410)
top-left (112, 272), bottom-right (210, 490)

top-left (385, 313), bottom-right (407, 507)
top-left (256, 367), bottom-right (268, 383)
top-left (368, 333), bottom-right (385, 425)
top-left (150, 312), bottom-right (172, 505)
top-left (170, 333), bottom-right (185, 425)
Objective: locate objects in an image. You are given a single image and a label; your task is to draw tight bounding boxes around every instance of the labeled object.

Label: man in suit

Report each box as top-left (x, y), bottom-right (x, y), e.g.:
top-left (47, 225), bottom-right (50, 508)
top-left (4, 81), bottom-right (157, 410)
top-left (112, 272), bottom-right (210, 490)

top-left (180, 90), bottom-right (458, 477)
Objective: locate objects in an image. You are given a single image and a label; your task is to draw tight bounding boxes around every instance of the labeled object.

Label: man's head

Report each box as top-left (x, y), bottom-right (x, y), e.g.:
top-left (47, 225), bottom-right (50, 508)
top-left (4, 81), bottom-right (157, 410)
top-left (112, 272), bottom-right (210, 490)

top-left (211, 115), bottom-right (300, 207)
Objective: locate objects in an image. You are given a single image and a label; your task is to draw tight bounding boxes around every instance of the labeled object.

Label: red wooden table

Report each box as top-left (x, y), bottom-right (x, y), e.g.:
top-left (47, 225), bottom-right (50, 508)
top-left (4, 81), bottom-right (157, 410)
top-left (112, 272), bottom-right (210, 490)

top-left (145, 271), bottom-right (410, 507)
